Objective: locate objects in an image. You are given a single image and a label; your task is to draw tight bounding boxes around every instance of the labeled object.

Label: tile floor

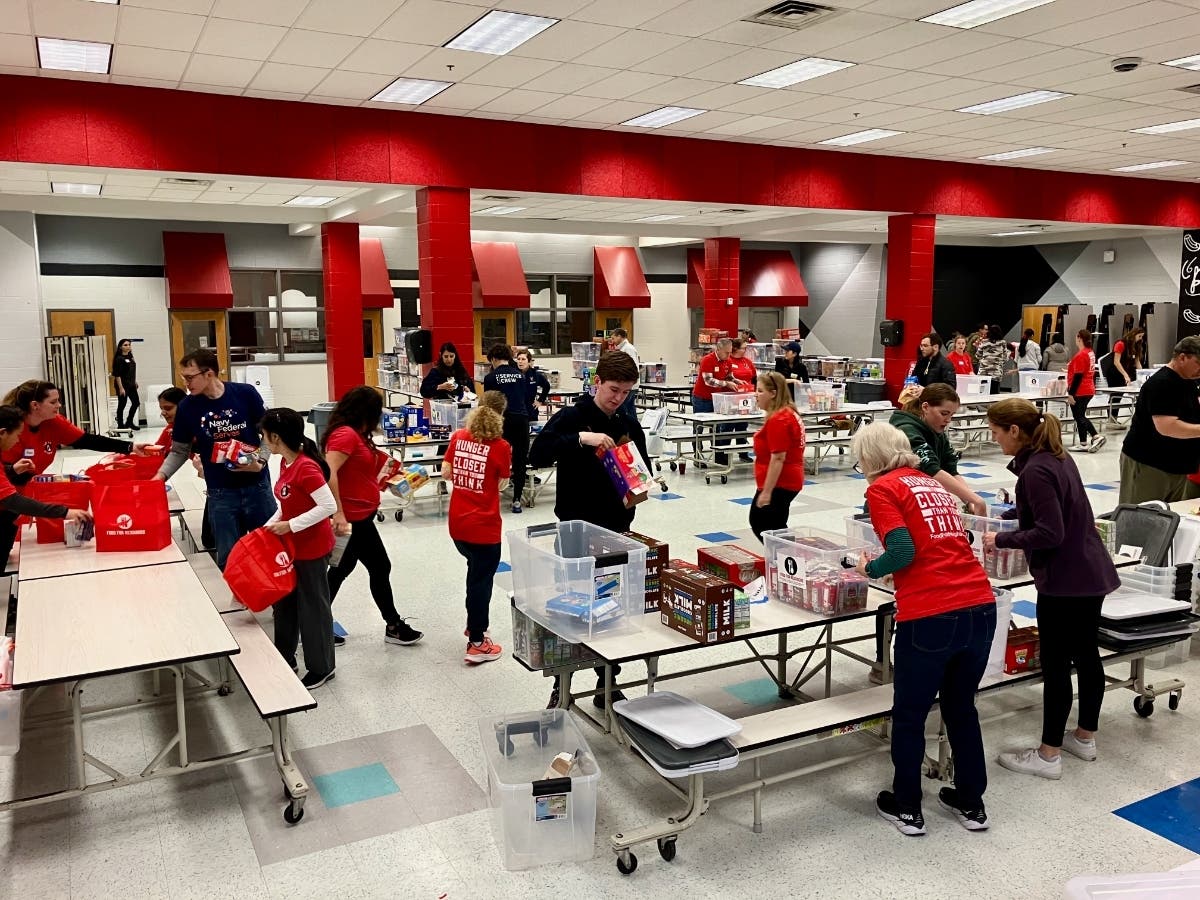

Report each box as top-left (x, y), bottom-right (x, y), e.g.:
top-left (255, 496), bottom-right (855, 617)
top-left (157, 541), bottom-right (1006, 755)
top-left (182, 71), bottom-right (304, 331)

top-left (1, 426), bottom-right (1198, 899)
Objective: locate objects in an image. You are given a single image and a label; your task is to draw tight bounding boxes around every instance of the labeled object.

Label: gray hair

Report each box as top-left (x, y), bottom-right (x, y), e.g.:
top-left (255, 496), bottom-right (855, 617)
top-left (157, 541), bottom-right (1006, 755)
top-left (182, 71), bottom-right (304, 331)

top-left (715, 338), bottom-right (733, 350)
top-left (851, 422), bottom-right (920, 479)
top-left (1174, 336), bottom-right (1200, 357)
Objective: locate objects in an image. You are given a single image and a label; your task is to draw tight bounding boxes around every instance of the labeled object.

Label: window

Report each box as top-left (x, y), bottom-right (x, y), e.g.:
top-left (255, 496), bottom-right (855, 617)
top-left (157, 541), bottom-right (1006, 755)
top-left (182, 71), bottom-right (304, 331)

top-left (515, 275), bottom-right (593, 354)
top-left (228, 269), bottom-right (324, 363)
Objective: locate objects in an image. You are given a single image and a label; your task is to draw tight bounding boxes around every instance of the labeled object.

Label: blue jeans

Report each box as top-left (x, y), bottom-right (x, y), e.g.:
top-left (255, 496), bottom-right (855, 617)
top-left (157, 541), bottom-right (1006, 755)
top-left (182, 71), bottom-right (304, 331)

top-left (890, 602), bottom-right (996, 811)
top-left (207, 479), bottom-right (277, 569)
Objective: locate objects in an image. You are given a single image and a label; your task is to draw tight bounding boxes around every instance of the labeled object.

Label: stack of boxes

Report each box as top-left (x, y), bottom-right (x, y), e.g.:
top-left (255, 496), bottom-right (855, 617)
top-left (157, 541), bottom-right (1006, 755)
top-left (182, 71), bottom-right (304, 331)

top-left (624, 532), bottom-right (669, 614)
top-left (510, 606), bottom-right (598, 669)
top-left (697, 545), bottom-right (764, 587)
top-left (660, 563), bottom-right (736, 645)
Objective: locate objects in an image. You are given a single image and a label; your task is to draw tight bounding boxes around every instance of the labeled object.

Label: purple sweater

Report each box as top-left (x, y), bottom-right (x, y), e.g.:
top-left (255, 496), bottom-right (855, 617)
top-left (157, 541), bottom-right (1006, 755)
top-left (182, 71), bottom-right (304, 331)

top-left (994, 447), bottom-right (1120, 597)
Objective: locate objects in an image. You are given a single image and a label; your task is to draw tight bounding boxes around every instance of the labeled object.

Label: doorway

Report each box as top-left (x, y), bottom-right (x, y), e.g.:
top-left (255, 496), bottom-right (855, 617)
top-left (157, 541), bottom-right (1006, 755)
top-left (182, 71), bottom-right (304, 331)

top-left (168, 311), bottom-right (229, 386)
top-left (748, 309), bottom-right (781, 341)
top-left (363, 310), bottom-right (383, 388)
top-left (47, 309), bottom-right (116, 395)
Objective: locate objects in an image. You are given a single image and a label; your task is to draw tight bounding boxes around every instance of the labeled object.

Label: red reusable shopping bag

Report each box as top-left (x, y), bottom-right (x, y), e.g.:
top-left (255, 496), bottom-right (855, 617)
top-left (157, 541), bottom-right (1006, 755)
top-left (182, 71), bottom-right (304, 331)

top-left (222, 529), bottom-right (296, 612)
top-left (27, 480), bottom-right (94, 544)
top-left (92, 480), bottom-right (172, 552)
top-left (85, 453), bottom-right (164, 485)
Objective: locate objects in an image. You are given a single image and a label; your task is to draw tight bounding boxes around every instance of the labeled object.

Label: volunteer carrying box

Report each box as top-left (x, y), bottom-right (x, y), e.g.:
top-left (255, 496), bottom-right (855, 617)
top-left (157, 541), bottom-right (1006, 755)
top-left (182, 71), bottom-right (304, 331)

top-left (510, 605), bottom-right (598, 669)
top-left (763, 526), bottom-right (870, 616)
top-left (507, 521), bottom-right (646, 642)
top-left (960, 513), bottom-right (1029, 580)
top-left (697, 545), bottom-right (764, 587)
top-left (623, 532), bottom-right (669, 614)
top-left (479, 710), bottom-right (601, 870)
top-left (660, 564), bottom-right (737, 644)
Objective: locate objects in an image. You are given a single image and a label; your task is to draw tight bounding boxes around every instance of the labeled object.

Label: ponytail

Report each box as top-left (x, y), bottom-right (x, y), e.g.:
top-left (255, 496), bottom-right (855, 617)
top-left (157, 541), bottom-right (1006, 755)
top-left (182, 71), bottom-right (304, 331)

top-left (986, 398), bottom-right (1065, 459)
top-left (260, 407), bottom-right (331, 478)
top-left (1018, 328), bottom-right (1033, 359)
top-left (3, 380), bottom-right (56, 413)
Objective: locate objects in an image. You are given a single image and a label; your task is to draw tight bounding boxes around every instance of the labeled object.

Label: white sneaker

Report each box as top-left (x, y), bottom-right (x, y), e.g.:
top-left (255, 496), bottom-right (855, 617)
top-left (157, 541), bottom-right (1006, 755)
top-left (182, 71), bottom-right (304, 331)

top-left (1061, 731), bottom-right (1097, 761)
top-left (1070, 440), bottom-right (1090, 452)
top-left (1087, 434), bottom-right (1107, 453)
top-left (998, 747), bottom-right (1062, 780)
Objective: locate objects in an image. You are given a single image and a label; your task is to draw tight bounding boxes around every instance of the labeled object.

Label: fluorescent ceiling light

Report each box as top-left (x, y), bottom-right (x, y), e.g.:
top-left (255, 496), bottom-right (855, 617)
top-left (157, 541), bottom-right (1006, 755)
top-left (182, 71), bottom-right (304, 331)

top-left (445, 10), bottom-right (557, 55)
top-left (51, 182), bottom-right (101, 195)
top-left (87, 0), bottom-right (118, 4)
top-left (957, 90), bottom-right (1069, 115)
top-left (474, 206), bottom-right (526, 215)
top-left (371, 77), bottom-right (452, 105)
top-left (978, 147), bottom-right (1055, 160)
top-left (1111, 160), bottom-right (1189, 172)
top-left (738, 57), bottom-right (854, 89)
top-left (636, 214), bottom-right (685, 223)
top-left (818, 129), bottom-right (903, 147)
top-left (1164, 54), bottom-right (1200, 70)
top-left (621, 107), bottom-right (706, 128)
top-left (991, 230), bottom-right (1042, 237)
top-left (1132, 118), bottom-right (1200, 135)
top-left (284, 196), bottom-right (335, 206)
top-left (37, 37), bottom-right (111, 74)
top-left (922, 0), bottom-right (1057, 29)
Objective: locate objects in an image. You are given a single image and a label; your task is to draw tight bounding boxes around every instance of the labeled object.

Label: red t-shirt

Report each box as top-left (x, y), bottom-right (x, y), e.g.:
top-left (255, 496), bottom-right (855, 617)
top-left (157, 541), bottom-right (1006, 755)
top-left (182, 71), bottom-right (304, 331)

top-left (325, 425), bottom-right (382, 522)
top-left (865, 467), bottom-right (994, 622)
top-left (274, 455), bottom-right (335, 561)
top-left (445, 429), bottom-right (512, 545)
top-left (947, 352), bottom-right (974, 375)
top-left (753, 408), bottom-right (806, 492)
top-left (1067, 348), bottom-right (1096, 397)
top-left (692, 353), bottom-right (732, 401)
top-left (0, 467), bottom-right (16, 504)
top-left (727, 356), bottom-right (757, 388)
top-left (156, 425), bottom-right (173, 450)
top-left (1, 415), bottom-right (85, 475)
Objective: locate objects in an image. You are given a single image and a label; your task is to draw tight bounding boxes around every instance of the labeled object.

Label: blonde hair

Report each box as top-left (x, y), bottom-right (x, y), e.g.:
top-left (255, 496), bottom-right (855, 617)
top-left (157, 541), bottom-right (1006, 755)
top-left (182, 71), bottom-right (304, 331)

top-left (756, 371), bottom-right (797, 418)
top-left (467, 390), bottom-right (506, 441)
top-left (852, 422), bottom-right (920, 479)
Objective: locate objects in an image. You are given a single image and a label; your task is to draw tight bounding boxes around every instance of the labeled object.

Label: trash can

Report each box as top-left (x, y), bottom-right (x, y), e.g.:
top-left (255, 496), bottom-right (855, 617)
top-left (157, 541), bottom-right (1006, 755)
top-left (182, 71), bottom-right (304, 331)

top-left (307, 402), bottom-right (337, 446)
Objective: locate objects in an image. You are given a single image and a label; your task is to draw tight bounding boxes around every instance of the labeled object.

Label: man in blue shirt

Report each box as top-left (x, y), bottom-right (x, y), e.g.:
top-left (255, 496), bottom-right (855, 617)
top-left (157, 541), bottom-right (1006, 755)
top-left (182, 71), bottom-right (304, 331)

top-left (484, 343), bottom-right (530, 514)
top-left (155, 349), bottom-right (275, 568)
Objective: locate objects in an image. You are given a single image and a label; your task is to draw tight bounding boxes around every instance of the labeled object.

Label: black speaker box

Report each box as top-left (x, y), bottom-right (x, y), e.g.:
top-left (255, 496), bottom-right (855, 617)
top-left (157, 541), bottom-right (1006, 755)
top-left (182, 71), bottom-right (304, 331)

top-left (879, 320), bottom-right (904, 347)
top-left (405, 328), bottom-right (433, 365)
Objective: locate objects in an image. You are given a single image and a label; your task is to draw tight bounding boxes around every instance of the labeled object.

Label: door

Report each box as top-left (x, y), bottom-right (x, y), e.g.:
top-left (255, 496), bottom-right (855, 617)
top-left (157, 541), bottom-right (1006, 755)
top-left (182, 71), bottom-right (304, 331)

top-left (598, 310), bottom-right (632, 340)
top-left (474, 311), bottom-right (513, 363)
top-left (46, 310), bottom-right (116, 395)
top-left (749, 309), bottom-right (781, 341)
top-left (363, 310), bottom-right (384, 388)
top-left (169, 310), bottom-right (229, 386)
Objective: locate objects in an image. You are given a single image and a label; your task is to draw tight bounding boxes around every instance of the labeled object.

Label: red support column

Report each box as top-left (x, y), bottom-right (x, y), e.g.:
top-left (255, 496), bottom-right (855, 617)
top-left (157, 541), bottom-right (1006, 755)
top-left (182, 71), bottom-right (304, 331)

top-left (321, 221), bottom-right (363, 401)
top-left (883, 214), bottom-right (936, 399)
top-left (703, 237), bottom-right (740, 336)
top-left (416, 187), bottom-right (474, 373)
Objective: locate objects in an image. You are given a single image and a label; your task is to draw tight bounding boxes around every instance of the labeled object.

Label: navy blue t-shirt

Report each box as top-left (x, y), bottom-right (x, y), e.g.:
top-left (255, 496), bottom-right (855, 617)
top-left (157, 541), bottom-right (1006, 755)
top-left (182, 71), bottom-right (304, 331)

top-left (484, 363), bottom-right (530, 418)
top-left (172, 381), bottom-right (269, 489)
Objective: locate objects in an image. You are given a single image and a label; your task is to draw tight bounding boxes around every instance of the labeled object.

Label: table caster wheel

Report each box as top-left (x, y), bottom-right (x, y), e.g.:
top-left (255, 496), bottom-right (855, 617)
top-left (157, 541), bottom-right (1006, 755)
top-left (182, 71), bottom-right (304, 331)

top-left (394, 510), bottom-right (404, 522)
top-left (1169, 691), bottom-right (1181, 711)
top-left (283, 801), bottom-right (304, 825)
top-left (669, 462), bottom-right (677, 471)
top-left (705, 476), bottom-right (711, 485)
top-left (720, 475), bottom-right (728, 484)
top-left (616, 851), bottom-right (638, 875)
top-left (1134, 696), bottom-right (1154, 718)
top-left (657, 837), bottom-right (677, 862)
top-left (217, 685), bottom-right (232, 696)
top-left (376, 512), bottom-right (385, 523)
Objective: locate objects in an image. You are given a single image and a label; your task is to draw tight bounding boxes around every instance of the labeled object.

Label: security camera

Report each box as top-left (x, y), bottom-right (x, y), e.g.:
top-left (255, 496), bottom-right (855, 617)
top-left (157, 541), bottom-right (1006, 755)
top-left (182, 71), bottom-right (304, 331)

top-left (1112, 56), bottom-right (1142, 73)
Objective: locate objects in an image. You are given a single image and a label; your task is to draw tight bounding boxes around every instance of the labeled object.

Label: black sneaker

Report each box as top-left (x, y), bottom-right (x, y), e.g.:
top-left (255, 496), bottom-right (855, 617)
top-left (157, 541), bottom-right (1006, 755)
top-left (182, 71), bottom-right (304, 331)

top-left (876, 790), bottom-right (926, 836)
top-left (301, 670), bottom-right (335, 689)
top-left (333, 634), bottom-right (346, 647)
top-left (385, 620), bottom-right (424, 646)
top-left (511, 502), bottom-right (523, 514)
top-left (738, 452), bottom-right (754, 463)
top-left (593, 687), bottom-right (626, 710)
top-left (546, 684), bottom-right (560, 710)
top-left (714, 452), bottom-right (729, 466)
top-left (937, 787), bottom-right (989, 831)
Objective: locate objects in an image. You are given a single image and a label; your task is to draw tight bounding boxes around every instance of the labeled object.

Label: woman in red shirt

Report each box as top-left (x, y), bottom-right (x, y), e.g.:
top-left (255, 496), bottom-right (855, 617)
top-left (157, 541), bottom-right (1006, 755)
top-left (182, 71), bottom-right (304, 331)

top-left (1066, 329), bottom-right (1104, 453)
top-left (155, 387), bottom-right (185, 449)
top-left (442, 391), bottom-right (512, 664)
top-left (946, 335), bottom-right (975, 375)
top-left (322, 386), bottom-right (422, 648)
top-left (722, 338), bottom-right (759, 465)
top-left (261, 408), bottom-right (337, 689)
top-left (851, 422), bottom-right (996, 837)
top-left (749, 371), bottom-right (805, 540)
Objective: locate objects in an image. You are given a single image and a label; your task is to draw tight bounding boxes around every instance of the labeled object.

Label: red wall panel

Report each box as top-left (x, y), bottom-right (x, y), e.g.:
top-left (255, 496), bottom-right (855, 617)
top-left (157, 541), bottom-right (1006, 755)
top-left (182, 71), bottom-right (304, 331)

top-left (884, 214), bottom-right (936, 398)
top-left (162, 231), bottom-right (233, 309)
top-left (322, 222), bottom-right (363, 399)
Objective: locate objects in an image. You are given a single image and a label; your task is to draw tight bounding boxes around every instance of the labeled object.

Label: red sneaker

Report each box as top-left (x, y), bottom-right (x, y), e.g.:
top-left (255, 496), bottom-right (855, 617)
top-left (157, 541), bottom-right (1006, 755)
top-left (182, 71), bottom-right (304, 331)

top-left (465, 637), bottom-right (503, 664)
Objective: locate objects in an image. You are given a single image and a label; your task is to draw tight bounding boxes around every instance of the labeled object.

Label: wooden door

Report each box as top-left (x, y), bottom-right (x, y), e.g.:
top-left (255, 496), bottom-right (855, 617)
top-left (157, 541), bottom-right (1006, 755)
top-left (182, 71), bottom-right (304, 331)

top-left (46, 310), bottom-right (116, 395)
top-left (1022, 305), bottom-right (1060, 346)
top-left (474, 311), bottom-right (514, 363)
top-left (597, 310), bottom-right (632, 342)
top-left (168, 311), bottom-right (229, 386)
top-left (363, 310), bottom-right (383, 388)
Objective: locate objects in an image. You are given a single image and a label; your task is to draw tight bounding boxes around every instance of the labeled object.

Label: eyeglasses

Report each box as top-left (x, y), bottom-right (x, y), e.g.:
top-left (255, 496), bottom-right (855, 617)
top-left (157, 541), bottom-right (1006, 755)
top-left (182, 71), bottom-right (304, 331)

top-left (181, 370), bottom-right (210, 384)
top-left (853, 461), bottom-right (863, 474)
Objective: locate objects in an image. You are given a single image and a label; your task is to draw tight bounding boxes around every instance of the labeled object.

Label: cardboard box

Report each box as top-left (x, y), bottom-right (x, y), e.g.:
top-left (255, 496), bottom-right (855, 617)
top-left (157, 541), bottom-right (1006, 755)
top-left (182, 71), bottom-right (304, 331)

top-left (775, 328), bottom-right (801, 340)
top-left (624, 532), bottom-right (669, 614)
top-left (599, 441), bottom-right (654, 508)
top-left (698, 545), bottom-right (764, 587)
top-left (1004, 626), bottom-right (1040, 675)
top-left (659, 566), bottom-right (736, 645)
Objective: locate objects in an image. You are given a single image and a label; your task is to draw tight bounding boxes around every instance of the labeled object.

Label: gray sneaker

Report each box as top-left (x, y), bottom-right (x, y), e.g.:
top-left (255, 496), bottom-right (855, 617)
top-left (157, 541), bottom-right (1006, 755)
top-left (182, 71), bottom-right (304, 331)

top-left (1061, 731), bottom-right (1097, 761)
top-left (998, 747), bottom-right (1062, 780)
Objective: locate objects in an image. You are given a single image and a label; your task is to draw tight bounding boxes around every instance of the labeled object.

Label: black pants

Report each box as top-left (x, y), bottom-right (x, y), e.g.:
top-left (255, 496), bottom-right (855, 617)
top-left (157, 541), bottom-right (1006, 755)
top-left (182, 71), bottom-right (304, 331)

top-left (200, 498), bottom-right (215, 551)
top-left (749, 487), bottom-right (799, 541)
top-left (1036, 594), bottom-right (1105, 746)
top-left (1072, 395), bottom-right (1098, 441)
top-left (116, 385), bottom-right (140, 429)
top-left (454, 539), bottom-right (500, 642)
top-left (0, 512), bottom-right (17, 574)
top-left (274, 555), bottom-right (335, 676)
top-left (503, 413), bottom-right (529, 501)
top-left (328, 514), bottom-right (400, 626)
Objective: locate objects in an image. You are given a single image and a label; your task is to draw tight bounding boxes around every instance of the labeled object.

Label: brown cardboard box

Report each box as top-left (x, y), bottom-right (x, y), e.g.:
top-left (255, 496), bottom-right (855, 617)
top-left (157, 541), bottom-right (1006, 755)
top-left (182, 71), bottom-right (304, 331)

top-left (624, 532), bottom-right (669, 614)
top-left (660, 566), bottom-right (736, 645)
top-left (697, 545), bottom-right (765, 587)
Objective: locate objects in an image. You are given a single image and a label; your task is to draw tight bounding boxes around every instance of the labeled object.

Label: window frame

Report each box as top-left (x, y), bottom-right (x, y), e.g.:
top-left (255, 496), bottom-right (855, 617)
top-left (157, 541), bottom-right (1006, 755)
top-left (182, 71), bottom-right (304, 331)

top-left (516, 274), bottom-right (594, 355)
top-left (228, 267), bottom-right (327, 364)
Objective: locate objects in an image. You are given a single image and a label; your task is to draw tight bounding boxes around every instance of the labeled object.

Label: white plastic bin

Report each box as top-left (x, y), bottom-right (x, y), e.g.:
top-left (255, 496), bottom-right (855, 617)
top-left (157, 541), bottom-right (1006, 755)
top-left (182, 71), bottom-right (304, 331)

top-left (712, 391), bottom-right (757, 415)
top-left (0, 690), bottom-right (22, 755)
top-left (507, 522), bottom-right (646, 642)
top-left (763, 526), bottom-right (871, 615)
top-left (960, 513), bottom-right (1029, 580)
top-left (981, 589), bottom-right (1014, 684)
top-left (480, 709), bottom-right (600, 870)
top-left (956, 374), bottom-right (993, 396)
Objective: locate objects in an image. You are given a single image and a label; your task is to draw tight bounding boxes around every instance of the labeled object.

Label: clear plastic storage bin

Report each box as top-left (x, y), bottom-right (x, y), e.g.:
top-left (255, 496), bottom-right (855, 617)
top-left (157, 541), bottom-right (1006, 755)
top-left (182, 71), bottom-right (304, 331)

top-left (0, 690), bottom-right (21, 756)
top-left (745, 343), bottom-right (776, 368)
top-left (1018, 370), bottom-right (1067, 396)
top-left (844, 515), bottom-right (883, 555)
top-left (794, 382), bottom-right (844, 412)
top-left (507, 522), bottom-right (646, 642)
top-left (763, 526), bottom-right (871, 615)
top-left (480, 709), bottom-right (600, 870)
top-left (712, 391), bottom-right (758, 415)
top-left (1119, 568), bottom-right (1179, 596)
top-left (956, 374), bottom-right (993, 396)
top-left (960, 513), bottom-right (1029, 580)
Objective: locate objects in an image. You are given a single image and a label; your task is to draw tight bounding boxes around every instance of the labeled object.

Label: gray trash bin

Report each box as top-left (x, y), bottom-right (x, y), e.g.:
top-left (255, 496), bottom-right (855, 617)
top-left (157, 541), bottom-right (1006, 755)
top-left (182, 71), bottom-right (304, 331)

top-left (307, 401), bottom-right (338, 446)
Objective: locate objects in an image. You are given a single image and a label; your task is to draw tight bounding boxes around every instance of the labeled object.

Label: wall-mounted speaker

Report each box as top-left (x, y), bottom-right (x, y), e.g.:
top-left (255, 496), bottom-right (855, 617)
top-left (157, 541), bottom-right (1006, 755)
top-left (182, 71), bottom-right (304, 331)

top-left (879, 320), bottom-right (904, 347)
top-left (405, 328), bottom-right (433, 365)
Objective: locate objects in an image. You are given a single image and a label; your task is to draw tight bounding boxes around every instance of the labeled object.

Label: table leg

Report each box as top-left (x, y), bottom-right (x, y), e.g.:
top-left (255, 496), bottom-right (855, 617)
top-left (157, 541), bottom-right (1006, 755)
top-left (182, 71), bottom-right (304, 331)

top-left (174, 666), bottom-right (189, 768)
top-left (69, 681), bottom-right (86, 788)
top-left (752, 759), bottom-right (763, 834)
top-left (776, 633), bottom-right (790, 699)
top-left (646, 657), bottom-right (658, 694)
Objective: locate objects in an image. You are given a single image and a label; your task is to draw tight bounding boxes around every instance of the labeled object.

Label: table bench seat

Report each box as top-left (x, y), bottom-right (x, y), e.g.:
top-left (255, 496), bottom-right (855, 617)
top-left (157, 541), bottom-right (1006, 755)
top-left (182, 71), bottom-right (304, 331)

top-left (221, 610), bottom-right (316, 719)
top-left (730, 685), bottom-right (894, 752)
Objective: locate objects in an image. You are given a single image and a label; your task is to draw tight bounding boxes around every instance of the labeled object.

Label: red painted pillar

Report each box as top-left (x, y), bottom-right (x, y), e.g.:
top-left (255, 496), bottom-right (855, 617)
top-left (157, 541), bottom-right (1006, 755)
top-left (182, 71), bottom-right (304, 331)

top-left (703, 237), bottom-right (739, 336)
top-left (321, 221), bottom-right (363, 401)
top-left (883, 214), bottom-right (936, 399)
top-left (416, 187), bottom-right (475, 374)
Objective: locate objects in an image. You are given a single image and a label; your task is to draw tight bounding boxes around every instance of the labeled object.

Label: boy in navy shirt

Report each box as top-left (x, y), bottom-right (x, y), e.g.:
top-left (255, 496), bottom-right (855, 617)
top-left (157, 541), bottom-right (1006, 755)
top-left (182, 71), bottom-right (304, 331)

top-left (484, 344), bottom-right (530, 513)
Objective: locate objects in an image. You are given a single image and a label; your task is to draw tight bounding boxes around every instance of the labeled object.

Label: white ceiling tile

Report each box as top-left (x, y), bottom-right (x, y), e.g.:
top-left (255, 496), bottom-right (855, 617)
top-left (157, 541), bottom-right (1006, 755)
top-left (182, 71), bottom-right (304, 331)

top-left (629, 77), bottom-right (721, 106)
top-left (968, 47), bottom-right (1109, 85)
top-left (402, 47), bottom-right (496, 80)
top-left (123, 0), bottom-right (215, 13)
top-left (575, 70), bottom-right (674, 101)
top-left (111, 45), bottom-right (189, 81)
top-left (520, 63), bottom-right (619, 94)
top-left (575, 0), bottom-right (700, 29)
top-left (806, 100), bottom-right (905, 127)
top-left (638, 0), bottom-right (768, 39)
top-left (763, 10), bottom-right (902, 55)
top-left (859, 0), bottom-right (952, 14)
top-left (473, 88), bottom-right (562, 115)
top-left (0, 0), bottom-right (30, 36)
top-left (647, 109), bottom-right (744, 132)
top-left (32, 0), bottom-right (118, 43)
top-left (680, 83), bottom-right (772, 111)
top-left (295, 0), bottom-right (407, 37)
top-left (249, 62), bottom-right (329, 94)
top-left (0, 180), bottom-right (45, 194)
top-left (629, 38), bottom-right (744, 77)
top-left (686, 46), bottom-right (806, 84)
top-left (874, 31), bottom-right (1015, 72)
top-left (181, 53), bottom-right (263, 88)
top-left (576, 99), bottom-right (661, 125)
top-left (825, 21), bottom-right (949, 62)
top-left (984, 0), bottom-right (1174, 39)
top-left (706, 114), bottom-right (792, 136)
top-left (339, 39), bottom-right (431, 76)
top-left (502, 0), bottom-right (592, 16)
top-left (196, 17), bottom-right (286, 60)
top-left (421, 82), bottom-right (510, 110)
top-left (152, 188), bottom-right (211, 200)
top-left (0, 33), bottom-right (34, 68)
top-left (846, 71), bottom-right (948, 103)
top-left (464, 55), bottom-right (559, 88)
top-left (242, 89), bottom-right (309, 102)
top-left (210, 0), bottom-right (307, 27)
top-left (269, 30), bottom-right (361, 68)
top-left (374, 0), bottom-right (492, 45)
top-left (526, 94), bottom-right (612, 120)
top-left (575, 29), bottom-right (689, 68)
top-left (117, 6), bottom-right (206, 52)
top-left (510, 19), bottom-right (626, 63)
top-left (309, 69), bottom-right (394, 99)
top-left (99, 185), bottom-right (154, 198)
top-left (105, 172), bottom-right (161, 186)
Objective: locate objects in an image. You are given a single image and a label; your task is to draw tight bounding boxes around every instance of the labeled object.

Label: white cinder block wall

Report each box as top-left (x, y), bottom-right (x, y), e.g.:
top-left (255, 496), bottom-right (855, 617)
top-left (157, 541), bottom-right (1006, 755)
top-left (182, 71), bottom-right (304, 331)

top-left (0, 212), bottom-right (44, 392)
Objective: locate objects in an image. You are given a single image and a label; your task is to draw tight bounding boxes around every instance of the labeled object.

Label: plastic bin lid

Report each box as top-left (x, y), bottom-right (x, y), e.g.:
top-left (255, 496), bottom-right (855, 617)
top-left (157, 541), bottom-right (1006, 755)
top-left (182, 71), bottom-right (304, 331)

top-left (613, 692), bottom-right (741, 749)
top-left (1102, 590), bottom-right (1191, 620)
top-left (1109, 504), bottom-right (1179, 567)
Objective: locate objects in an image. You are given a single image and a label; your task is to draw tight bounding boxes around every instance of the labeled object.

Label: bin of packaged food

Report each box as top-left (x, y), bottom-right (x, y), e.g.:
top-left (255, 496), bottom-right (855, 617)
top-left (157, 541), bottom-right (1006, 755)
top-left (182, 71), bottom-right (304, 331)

top-left (763, 526), bottom-right (871, 615)
top-left (712, 391), bottom-right (758, 415)
top-left (960, 512), bottom-right (1030, 580)
top-left (793, 382), bottom-right (845, 412)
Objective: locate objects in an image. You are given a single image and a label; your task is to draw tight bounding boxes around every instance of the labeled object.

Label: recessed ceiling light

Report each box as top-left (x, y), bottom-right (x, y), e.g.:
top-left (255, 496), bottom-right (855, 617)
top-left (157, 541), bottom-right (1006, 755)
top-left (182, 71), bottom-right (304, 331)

top-left (445, 10), bottom-right (557, 55)
top-left (978, 147), bottom-right (1056, 160)
top-left (738, 57), bottom-right (854, 89)
top-left (284, 196), bottom-right (335, 206)
top-left (621, 107), bottom-right (706, 128)
top-left (922, 0), bottom-right (1057, 29)
top-left (1111, 160), bottom-right (1190, 172)
top-left (818, 129), bottom-right (903, 147)
top-left (957, 90), bottom-right (1070, 115)
top-left (51, 182), bottom-right (101, 195)
top-left (87, 0), bottom-right (119, 4)
top-left (474, 206), bottom-right (526, 215)
top-left (635, 214), bottom-right (685, 223)
top-left (371, 77), bottom-right (452, 105)
top-left (1132, 118), bottom-right (1200, 135)
top-left (37, 37), bottom-right (112, 74)
top-left (1164, 54), bottom-right (1200, 71)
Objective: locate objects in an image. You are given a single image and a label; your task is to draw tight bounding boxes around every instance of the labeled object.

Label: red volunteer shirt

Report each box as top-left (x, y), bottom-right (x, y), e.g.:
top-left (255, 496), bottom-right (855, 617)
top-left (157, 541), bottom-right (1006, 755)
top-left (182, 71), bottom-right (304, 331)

top-left (445, 429), bottom-right (512, 545)
top-left (274, 455), bottom-right (335, 560)
top-left (0, 467), bottom-right (16, 504)
top-left (692, 353), bottom-right (732, 401)
top-left (1, 415), bottom-right (85, 475)
top-left (325, 425), bottom-right (382, 522)
top-left (947, 352), bottom-right (974, 375)
top-left (156, 425), bottom-right (173, 451)
top-left (753, 409), bottom-right (806, 492)
top-left (865, 467), bottom-right (993, 622)
top-left (1067, 348), bottom-right (1097, 397)
top-left (727, 356), bottom-right (757, 388)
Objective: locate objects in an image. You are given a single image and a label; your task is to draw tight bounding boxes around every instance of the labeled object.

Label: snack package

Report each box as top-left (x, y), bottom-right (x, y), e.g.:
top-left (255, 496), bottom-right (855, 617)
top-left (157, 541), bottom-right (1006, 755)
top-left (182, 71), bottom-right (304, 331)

top-left (599, 441), bottom-right (653, 508)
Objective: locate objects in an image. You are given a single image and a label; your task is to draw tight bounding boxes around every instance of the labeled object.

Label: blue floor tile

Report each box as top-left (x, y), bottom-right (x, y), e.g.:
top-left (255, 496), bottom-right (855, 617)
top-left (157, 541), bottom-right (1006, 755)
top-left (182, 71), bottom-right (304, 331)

top-left (977, 491), bottom-right (995, 500)
top-left (1085, 483), bottom-right (1117, 491)
top-left (958, 462), bottom-right (986, 468)
top-left (696, 531), bottom-right (739, 543)
top-left (313, 763), bottom-right (400, 809)
top-left (496, 561), bottom-right (511, 573)
top-left (1114, 776), bottom-right (1200, 854)
top-left (729, 497), bottom-right (755, 506)
top-left (652, 492), bottom-right (685, 501)
top-left (961, 472), bottom-right (990, 479)
top-left (1011, 600), bottom-right (1038, 620)
top-left (724, 678), bottom-right (782, 706)
top-left (846, 473), bottom-right (866, 480)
